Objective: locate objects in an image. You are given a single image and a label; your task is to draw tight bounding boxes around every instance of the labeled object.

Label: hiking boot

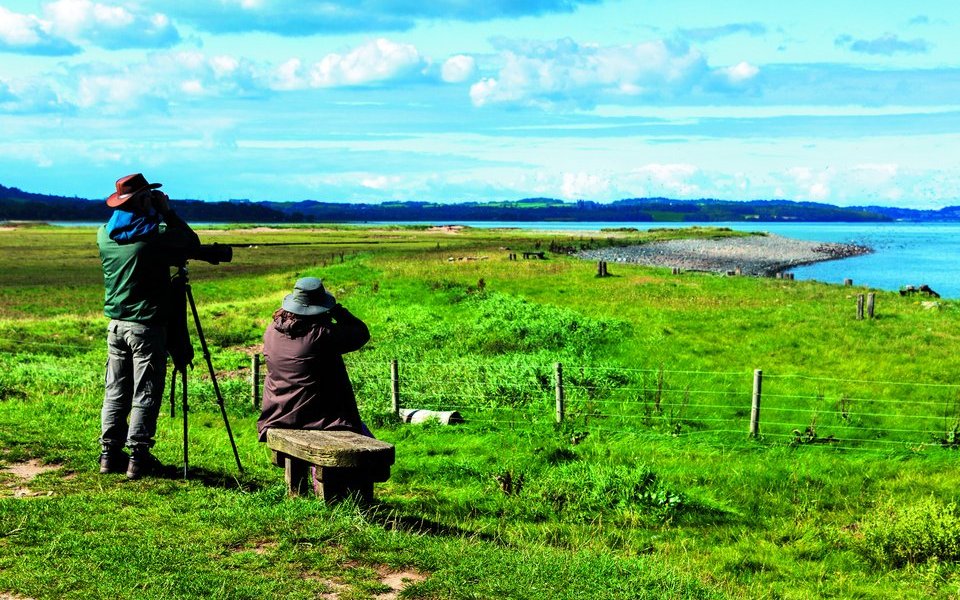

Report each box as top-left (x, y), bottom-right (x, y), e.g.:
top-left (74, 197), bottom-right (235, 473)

top-left (99, 450), bottom-right (129, 474)
top-left (126, 452), bottom-right (165, 480)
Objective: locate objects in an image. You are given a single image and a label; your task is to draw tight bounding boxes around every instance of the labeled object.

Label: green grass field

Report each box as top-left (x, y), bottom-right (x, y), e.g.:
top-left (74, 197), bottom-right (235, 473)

top-left (2, 223), bottom-right (960, 599)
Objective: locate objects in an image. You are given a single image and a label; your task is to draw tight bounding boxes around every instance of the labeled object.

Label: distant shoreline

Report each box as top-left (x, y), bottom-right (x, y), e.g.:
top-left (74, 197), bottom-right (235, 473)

top-left (576, 234), bottom-right (872, 276)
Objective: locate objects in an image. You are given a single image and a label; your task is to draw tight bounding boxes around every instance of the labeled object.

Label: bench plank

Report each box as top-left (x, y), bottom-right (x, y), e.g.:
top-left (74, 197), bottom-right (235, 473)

top-left (266, 429), bottom-right (395, 502)
top-left (266, 429), bottom-right (395, 468)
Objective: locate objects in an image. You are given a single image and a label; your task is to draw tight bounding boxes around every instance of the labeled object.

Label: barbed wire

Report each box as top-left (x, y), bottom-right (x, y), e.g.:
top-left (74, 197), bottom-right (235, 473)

top-left (764, 372), bottom-right (960, 389)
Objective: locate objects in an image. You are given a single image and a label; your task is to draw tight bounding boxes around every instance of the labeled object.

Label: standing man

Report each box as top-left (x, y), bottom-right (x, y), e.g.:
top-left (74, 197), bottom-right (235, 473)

top-left (97, 173), bottom-right (199, 479)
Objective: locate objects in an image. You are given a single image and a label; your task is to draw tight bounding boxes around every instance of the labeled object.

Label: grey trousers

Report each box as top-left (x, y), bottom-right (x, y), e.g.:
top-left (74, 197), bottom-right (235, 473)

top-left (101, 319), bottom-right (167, 453)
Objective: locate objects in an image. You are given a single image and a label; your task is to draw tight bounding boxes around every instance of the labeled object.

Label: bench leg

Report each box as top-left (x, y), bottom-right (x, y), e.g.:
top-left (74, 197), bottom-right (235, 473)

top-left (316, 467), bottom-right (374, 503)
top-left (284, 456), bottom-right (311, 497)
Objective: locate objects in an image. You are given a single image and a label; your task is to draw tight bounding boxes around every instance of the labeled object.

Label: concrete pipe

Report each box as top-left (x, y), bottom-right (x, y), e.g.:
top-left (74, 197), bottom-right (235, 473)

top-left (399, 408), bottom-right (464, 425)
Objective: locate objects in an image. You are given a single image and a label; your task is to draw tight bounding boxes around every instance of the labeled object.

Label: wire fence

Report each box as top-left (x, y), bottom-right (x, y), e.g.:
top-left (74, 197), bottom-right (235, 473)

top-left (4, 335), bottom-right (960, 453)
top-left (261, 356), bottom-right (960, 452)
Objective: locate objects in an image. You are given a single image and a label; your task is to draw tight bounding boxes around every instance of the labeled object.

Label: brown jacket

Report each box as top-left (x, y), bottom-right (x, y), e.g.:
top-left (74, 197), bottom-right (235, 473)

top-left (257, 305), bottom-right (370, 442)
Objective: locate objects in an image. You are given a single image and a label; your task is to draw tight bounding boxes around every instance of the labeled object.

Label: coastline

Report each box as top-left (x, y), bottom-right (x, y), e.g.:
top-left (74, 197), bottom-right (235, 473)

top-left (576, 234), bottom-right (872, 276)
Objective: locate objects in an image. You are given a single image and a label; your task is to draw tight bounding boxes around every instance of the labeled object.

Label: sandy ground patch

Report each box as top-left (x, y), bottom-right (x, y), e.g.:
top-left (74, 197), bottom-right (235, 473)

top-left (313, 564), bottom-right (428, 599)
top-left (1, 459), bottom-right (59, 480)
top-left (375, 568), bottom-right (428, 599)
top-left (1, 459), bottom-right (61, 498)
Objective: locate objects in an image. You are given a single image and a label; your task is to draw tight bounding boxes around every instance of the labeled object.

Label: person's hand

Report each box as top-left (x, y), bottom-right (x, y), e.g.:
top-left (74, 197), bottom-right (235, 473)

top-left (151, 191), bottom-right (171, 214)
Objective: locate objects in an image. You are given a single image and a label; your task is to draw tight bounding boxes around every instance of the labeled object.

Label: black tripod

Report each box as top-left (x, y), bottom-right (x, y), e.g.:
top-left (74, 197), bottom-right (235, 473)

top-left (168, 264), bottom-right (243, 478)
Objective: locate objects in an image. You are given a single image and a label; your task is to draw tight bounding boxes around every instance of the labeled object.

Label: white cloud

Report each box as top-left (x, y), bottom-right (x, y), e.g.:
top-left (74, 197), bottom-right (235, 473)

top-left (9, 38), bottom-right (440, 116)
top-left (63, 50), bottom-right (262, 113)
top-left (441, 55), bottom-right (476, 83)
top-left (272, 58), bottom-right (305, 90)
top-left (181, 79), bottom-right (204, 95)
top-left (808, 182), bottom-right (830, 200)
top-left (360, 175), bottom-right (399, 189)
top-left (0, 6), bottom-right (49, 45)
top-left (721, 61), bottom-right (759, 83)
top-left (0, 6), bottom-right (78, 55)
top-left (785, 166), bottom-right (832, 201)
top-left (469, 38), bottom-right (709, 108)
top-left (470, 78), bottom-right (500, 107)
top-left (851, 163), bottom-right (899, 180)
top-left (561, 172), bottom-right (609, 199)
top-left (631, 163), bottom-right (701, 196)
top-left (210, 55), bottom-right (240, 77)
top-left (309, 38), bottom-right (426, 87)
top-left (44, 0), bottom-right (180, 50)
top-left (0, 77), bottom-right (65, 113)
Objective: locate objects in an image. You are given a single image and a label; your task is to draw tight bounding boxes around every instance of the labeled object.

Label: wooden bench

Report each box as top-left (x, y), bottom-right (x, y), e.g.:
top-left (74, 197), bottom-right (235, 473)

top-left (266, 429), bottom-right (395, 502)
top-left (522, 251), bottom-right (545, 259)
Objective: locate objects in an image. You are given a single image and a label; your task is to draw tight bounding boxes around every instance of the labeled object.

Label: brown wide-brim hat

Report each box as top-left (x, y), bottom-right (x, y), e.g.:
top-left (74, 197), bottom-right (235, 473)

top-left (282, 277), bottom-right (337, 316)
top-left (106, 173), bottom-right (162, 208)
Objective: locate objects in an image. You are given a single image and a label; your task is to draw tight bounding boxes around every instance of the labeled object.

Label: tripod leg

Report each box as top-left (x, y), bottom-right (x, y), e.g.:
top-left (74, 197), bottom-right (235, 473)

top-left (169, 369), bottom-right (177, 418)
top-left (185, 283), bottom-right (244, 473)
top-left (182, 369), bottom-right (189, 479)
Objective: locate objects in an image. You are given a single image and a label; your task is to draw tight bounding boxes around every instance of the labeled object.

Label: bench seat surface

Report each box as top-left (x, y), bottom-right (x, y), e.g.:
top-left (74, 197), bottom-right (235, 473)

top-left (266, 429), bottom-right (395, 469)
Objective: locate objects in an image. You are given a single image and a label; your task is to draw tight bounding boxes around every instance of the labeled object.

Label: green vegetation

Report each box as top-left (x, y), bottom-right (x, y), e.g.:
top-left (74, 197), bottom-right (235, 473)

top-left (2, 223), bottom-right (960, 598)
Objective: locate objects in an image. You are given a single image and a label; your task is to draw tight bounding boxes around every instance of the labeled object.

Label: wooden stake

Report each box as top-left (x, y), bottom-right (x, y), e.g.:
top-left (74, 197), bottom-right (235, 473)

top-left (391, 359), bottom-right (400, 416)
top-left (252, 354), bottom-right (261, 410)
top-left (750, 369), bottom-right (762, 438)
top-left (555, 362), bottom-right (565, 423)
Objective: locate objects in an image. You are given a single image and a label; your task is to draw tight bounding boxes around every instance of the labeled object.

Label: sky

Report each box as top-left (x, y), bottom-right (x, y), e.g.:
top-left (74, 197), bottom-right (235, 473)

top-left (1, 1), bottom-right (959, 207)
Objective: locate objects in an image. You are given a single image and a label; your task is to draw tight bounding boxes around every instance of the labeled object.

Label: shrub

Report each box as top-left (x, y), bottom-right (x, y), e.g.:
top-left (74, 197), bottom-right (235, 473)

top-left (459, 292), bottom-right (626, 358)
top-left (858, 496), bottom-right (960, 567)
top-left (529, 462), bottom-right (684, 522)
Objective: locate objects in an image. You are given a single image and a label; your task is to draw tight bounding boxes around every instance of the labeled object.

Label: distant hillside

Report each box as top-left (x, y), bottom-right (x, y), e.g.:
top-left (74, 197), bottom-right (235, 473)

top-left (256, 197), bottom-right (891, 222)
top-left (0, 184), bottom-right (289, 223)
top-left (3, 182), bottom-right (959, 223)
top-left (852, 204), bottom-right (960, 221)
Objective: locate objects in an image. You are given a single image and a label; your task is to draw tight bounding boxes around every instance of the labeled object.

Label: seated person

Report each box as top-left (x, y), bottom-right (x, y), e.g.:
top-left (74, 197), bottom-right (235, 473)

top-left (257, 277), bottom-right (371, 442)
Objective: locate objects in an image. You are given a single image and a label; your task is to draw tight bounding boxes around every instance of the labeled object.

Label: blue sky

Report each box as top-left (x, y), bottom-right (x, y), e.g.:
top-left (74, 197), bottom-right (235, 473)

top-left (1, 0), bottom-right (959, 207)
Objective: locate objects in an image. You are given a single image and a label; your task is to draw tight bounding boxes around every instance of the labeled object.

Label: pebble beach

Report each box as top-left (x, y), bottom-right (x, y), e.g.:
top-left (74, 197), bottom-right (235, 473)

top-left (577, 233), bottom-right (871, 276)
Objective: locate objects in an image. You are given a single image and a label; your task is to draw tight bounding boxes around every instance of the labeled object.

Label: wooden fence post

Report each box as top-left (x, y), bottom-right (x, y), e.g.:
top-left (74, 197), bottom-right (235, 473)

top-left (867, 292), bottom-right (876, 319)
top-left (856, 294), bottom-right (865, 320)
top-left (597, 261), bottom-right (604, 277)
top-left (251, 353), bottom-right (261, 410)
top-left (555, 362), bottom-right (565, 423)
top-left (749, 369), bottom-right (762, 438)
top-left (391, 359), bottom-right (400, 417)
